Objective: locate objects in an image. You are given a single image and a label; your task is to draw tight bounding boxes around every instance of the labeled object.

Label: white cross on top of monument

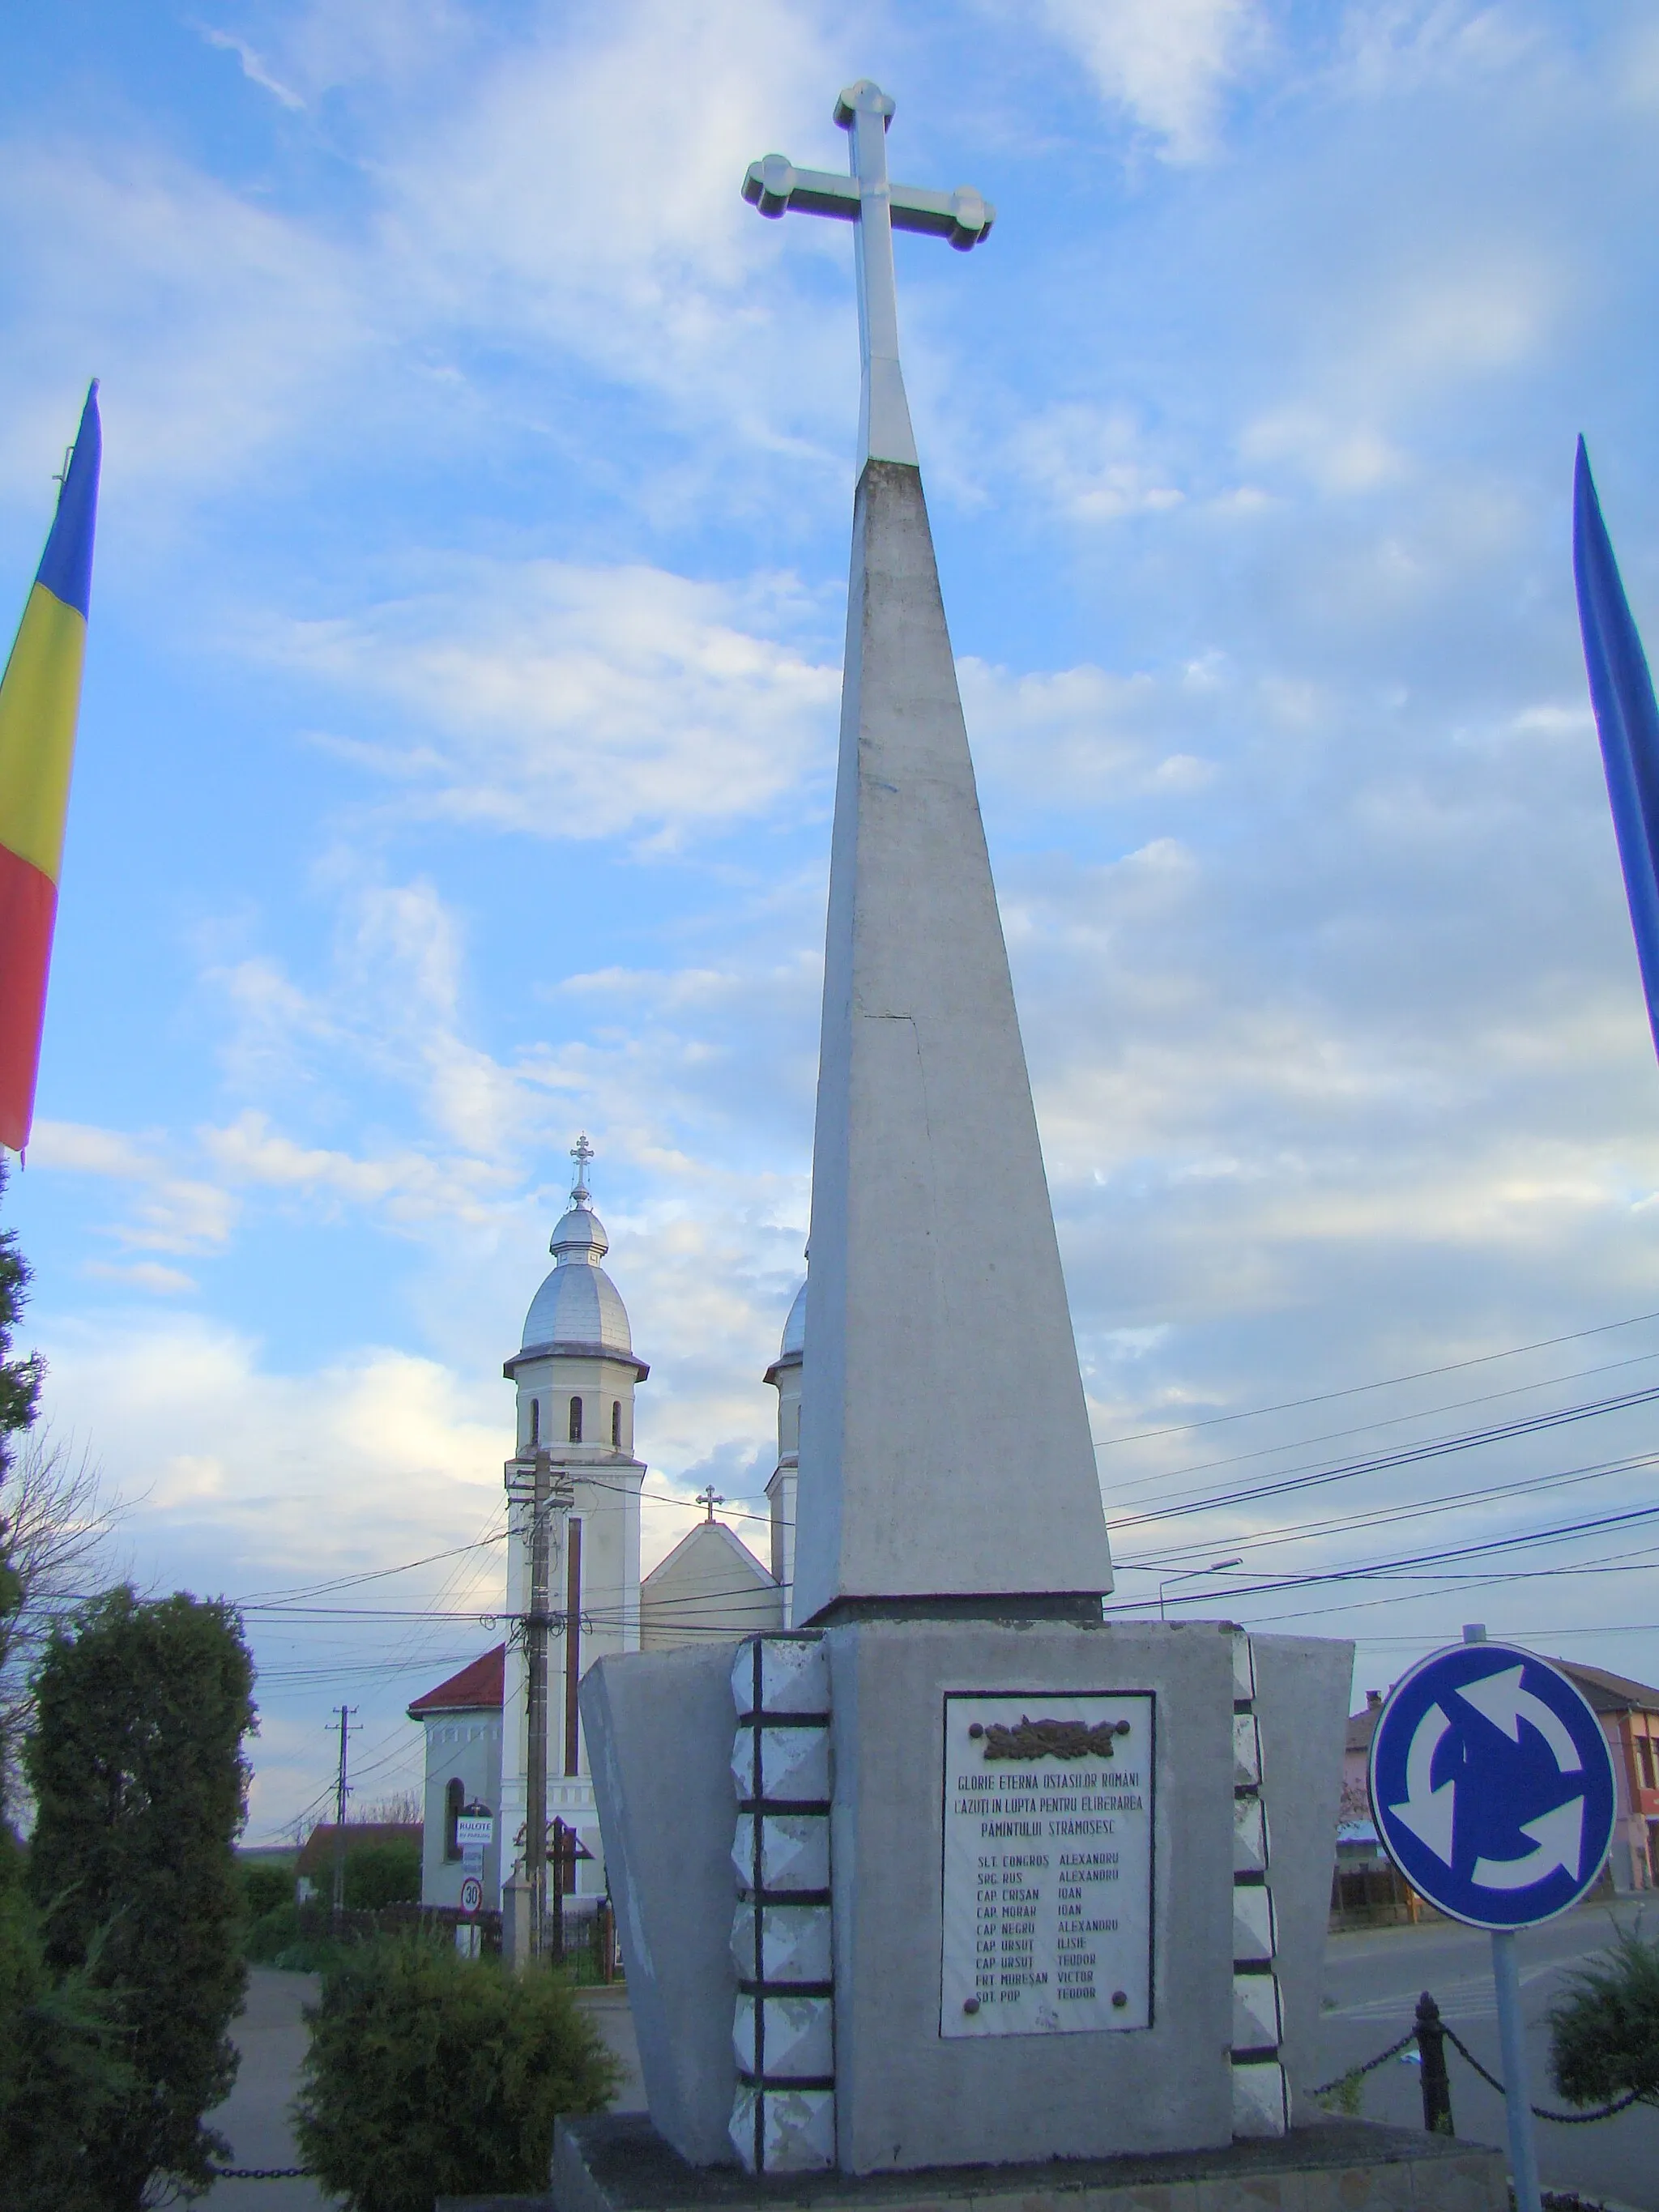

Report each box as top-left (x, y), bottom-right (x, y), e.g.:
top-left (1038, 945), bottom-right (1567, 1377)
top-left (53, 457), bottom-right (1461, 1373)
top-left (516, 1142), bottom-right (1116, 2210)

top-left (743, 80), bottom-right (995, 470)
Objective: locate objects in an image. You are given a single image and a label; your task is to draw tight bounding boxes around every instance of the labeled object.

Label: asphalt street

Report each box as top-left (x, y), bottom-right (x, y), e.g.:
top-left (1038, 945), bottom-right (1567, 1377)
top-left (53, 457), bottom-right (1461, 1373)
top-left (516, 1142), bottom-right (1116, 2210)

top-left (203, 1924), bottom-right (1657, 2211)
top-left (198, 1967), bottom-right (329, 2212)
top-left (1319, 1900), bottom-right (1659, 2209)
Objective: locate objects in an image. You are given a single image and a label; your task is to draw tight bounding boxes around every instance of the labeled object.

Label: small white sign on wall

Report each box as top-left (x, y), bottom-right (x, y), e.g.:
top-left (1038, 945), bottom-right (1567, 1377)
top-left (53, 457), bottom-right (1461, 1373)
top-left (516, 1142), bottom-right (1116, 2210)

top-left (455, 1813), bottom-right (493, 1877)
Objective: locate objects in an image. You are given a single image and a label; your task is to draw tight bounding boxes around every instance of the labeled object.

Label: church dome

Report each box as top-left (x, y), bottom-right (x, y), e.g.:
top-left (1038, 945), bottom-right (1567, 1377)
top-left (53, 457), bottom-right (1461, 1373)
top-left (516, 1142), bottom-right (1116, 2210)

top-left (766, 1277), bottom-right (805, 1386)
top-left (779, 1279), bottom-right (806, 1362)
top-left (506, 1140), bottom-right (647, 1379)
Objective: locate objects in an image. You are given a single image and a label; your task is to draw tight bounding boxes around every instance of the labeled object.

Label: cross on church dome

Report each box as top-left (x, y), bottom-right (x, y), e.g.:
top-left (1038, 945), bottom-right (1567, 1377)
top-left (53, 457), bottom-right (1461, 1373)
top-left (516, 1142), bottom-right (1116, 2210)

top-left (508, 1136), bottom-right (647, 1375)
top-left (569, 1132), bottom-right (595, 1208)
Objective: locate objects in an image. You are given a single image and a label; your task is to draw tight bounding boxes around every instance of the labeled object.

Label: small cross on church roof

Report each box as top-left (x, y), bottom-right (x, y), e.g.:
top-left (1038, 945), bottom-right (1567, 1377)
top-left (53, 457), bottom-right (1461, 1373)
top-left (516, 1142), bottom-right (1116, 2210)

top-left (569, 1132), bottom-right (595, 1206)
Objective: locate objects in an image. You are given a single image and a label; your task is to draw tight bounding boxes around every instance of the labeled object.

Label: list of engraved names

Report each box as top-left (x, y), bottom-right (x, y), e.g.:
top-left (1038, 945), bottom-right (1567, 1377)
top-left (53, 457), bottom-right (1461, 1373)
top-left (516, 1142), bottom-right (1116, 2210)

top-left (940, 1692), bottom-right (1154, 2039)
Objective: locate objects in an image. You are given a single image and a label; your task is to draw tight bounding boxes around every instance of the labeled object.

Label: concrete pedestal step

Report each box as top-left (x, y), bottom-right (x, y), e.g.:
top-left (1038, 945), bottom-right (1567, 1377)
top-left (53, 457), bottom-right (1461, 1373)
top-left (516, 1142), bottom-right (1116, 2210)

top-left (436, 2109), bottom-right (1508, 2212)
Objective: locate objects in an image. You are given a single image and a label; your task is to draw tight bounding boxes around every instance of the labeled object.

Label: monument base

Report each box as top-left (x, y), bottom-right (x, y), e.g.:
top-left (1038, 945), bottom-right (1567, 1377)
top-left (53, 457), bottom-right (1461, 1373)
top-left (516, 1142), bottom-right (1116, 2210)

top-left (502, 2111), bottom-right (1504, 2212)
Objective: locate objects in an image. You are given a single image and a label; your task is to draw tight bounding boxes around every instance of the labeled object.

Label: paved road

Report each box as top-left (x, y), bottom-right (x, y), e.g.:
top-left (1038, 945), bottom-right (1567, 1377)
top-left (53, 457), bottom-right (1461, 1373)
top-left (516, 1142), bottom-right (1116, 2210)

top-left (204, 1929), bottom-right (1659, 2210)
top-left (199, 1968), bottom-right (331, 2212)
top-left (1319, 1902), bottom-right (1659, 2209)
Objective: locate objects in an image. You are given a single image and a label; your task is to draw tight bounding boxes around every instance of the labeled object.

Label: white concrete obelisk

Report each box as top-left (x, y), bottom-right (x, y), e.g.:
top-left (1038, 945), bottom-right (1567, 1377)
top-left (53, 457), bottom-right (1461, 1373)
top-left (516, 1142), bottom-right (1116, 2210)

top-left (746, 84), bottom-right (1113, 1625)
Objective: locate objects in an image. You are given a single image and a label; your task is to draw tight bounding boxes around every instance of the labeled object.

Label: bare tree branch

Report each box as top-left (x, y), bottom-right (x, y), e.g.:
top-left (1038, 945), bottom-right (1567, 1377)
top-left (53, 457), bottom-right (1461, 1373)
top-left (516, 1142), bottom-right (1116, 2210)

top-left (0, 1425), bottom-right (124, 1818)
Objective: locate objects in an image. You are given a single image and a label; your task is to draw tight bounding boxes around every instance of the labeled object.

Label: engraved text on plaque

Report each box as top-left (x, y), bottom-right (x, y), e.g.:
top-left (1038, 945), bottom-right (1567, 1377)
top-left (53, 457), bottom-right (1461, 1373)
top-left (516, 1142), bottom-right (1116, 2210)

top-left (940, 1691), bottom-right (1154, 2038)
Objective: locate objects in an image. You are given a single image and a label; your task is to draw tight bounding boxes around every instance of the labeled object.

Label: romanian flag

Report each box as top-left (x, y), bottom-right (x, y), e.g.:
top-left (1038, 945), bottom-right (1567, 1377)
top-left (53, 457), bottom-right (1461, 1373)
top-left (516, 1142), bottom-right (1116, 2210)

top-left (0, 382), bottom-right (100, 1153)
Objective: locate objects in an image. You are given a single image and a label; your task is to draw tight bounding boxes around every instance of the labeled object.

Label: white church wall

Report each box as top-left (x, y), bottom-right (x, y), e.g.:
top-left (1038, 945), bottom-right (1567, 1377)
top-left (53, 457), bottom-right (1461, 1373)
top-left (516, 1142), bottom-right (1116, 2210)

top-left (640, 1521), bottom-right (783, 1651)
top-left (420, 1712), bottom-right (503, 1910)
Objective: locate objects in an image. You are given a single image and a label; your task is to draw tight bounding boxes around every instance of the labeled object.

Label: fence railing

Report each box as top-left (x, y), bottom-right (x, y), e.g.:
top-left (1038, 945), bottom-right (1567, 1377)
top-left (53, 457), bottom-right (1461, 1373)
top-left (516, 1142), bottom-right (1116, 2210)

top-left (1313, 1989), bottom-right (1644, 2133)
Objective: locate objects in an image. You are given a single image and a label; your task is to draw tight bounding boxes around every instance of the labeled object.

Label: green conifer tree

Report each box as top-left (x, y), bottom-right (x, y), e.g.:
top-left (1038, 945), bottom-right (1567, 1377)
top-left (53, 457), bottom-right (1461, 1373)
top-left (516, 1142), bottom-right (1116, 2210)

top-left (0, 1158), bottom-right (44, 1731)
top-left (27, 1587), bottom-right (258, 2208)
top-left (0, 1164), bottom-right (130, 2211)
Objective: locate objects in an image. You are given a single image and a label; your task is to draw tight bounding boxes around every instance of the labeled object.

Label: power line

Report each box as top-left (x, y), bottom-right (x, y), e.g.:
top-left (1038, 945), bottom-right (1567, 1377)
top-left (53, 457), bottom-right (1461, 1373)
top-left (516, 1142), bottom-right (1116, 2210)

top-left (1092, 1306), bottom-right (1659, 1450)
top-left (239, 1530), bottom-right (510, 1608)
top-left (1350, 1624), bottom-right (1659, 1648)
top-left (1208, 1535), bottom-right (1659, 1634)
top-left (1106, 1498), bottom-right (1659, 1613)
top-left (1106, 1382), bottom-right (1659, 1532)
top-left (1094, 1347), bottom-right (1659, 1503)
top-left (1111, 1447), bottom-right (1659, 1574)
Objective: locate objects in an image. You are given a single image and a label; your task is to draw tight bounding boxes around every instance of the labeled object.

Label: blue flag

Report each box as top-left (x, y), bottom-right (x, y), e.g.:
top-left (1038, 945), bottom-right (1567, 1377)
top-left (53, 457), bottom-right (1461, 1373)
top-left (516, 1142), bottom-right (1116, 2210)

top-left (1574, 437), bottom-right (1659, 1059)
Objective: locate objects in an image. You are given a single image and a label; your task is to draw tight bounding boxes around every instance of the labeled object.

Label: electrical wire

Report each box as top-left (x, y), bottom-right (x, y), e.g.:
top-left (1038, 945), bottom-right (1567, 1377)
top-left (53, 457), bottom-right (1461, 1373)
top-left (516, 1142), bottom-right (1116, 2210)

top-left (1094, 1347), bottom-right (1659, 1505)
top-left (1105, 1382), bottom-right (1659, 1532)
top-left (1110, 1448), bottom-right (1659, 1574)
top-left (1105, 1500), bottom-right (1659, 1613)
top-left (1090, 1305), bottom-right (1659, 1449)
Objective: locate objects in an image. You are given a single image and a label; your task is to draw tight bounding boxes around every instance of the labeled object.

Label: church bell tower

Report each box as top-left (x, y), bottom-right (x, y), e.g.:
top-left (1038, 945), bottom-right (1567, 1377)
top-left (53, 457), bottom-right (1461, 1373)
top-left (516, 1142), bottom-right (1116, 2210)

top-left (499, 1136), bottom-right (648, 1929)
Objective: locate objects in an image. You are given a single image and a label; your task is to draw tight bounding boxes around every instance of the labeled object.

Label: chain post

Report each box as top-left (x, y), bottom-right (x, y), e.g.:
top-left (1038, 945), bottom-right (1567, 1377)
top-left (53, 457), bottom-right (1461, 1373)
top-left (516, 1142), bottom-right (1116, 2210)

top-left (1414, 1989), bottom-right (1454, 2136)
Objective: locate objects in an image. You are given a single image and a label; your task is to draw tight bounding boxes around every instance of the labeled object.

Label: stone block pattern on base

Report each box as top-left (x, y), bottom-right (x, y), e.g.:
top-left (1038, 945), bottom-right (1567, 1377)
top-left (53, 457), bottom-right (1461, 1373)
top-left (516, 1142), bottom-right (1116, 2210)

top-left (729, 1634), bottom-right (835, 2174)
top-left (1230, 1630), bottom-right (1289, 2139)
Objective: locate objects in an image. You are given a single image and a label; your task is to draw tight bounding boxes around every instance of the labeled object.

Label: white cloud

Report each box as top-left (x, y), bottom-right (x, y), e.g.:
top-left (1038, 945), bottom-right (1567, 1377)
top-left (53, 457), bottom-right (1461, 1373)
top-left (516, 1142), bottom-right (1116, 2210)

top-left (30, 1120), bottom-right (241, 1255)
top-left (365, 0), bottom-right (835, 374)
top-left (271, 559), bottom-right (840, 840)
top-left (1009, 403), bottom-right (1186, 520)
top-left (196, 26), bottom-right (305, 109)
top-left (0, 140), bottom-right (365, 506)
top-left (961, 657), bottom-right (1222, 812)
top-left (82, 1259), bottom-right (199, 1296)
top-left (33, 1306), bottom-right (510, 1834)
top-left (1031, 0), bottom-right (1265, 159)
top-left (1333, 0), bottom-right (1543, 99)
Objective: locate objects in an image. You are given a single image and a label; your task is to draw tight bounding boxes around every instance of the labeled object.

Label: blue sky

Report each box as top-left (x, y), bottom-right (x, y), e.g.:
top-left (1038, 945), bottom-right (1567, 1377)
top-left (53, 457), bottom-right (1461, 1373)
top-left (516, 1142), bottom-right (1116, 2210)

top-left (6, 0), bottom-right (1659, 1838)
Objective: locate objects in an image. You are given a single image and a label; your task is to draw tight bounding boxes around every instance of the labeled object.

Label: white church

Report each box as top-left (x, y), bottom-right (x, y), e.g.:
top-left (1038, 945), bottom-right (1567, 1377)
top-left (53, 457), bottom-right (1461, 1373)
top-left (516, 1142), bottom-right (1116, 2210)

top-left (408, 1139), bottom-right (803, 1921)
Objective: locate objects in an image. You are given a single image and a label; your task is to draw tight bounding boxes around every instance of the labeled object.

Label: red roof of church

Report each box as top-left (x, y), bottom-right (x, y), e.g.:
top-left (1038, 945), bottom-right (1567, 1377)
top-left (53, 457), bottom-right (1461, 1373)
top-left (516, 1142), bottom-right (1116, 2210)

top-left (407, 1643), bottom-right (505, 1717)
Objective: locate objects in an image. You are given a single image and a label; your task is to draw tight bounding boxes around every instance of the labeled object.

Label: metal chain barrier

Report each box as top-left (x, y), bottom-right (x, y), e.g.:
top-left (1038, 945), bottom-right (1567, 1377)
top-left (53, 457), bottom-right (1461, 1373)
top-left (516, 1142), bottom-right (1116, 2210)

top-left (1311, 2029), bottom-right (1417, 2095)
top-left (1438, 2023), bottom-right (1644, 2125)
top-left (209, 1993), bottom-right (1644, 2176)
top-left (1313, 1992), bottom-right (1643, 2127)
top-left (208, 2167), bottom-right (314, 2180)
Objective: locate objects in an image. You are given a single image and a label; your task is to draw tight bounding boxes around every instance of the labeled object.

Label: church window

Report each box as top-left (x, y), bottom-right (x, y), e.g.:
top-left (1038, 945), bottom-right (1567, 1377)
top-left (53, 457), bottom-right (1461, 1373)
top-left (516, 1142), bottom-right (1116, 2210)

top-left (611, 1400), bottom-right (621, 1447)
top-left (529, 1398), bottom-right (539, 1447)
top-left (444, 1776), bottom-right (465, 1860)
top-left (568, 1396), bottom-right (583, 1443)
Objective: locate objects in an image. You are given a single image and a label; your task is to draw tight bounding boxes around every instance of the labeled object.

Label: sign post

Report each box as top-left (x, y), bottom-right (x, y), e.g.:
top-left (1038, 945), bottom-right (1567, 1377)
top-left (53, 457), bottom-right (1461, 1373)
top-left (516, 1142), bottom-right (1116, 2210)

top-left (1368, 1631), bottom-right (1618, 2212)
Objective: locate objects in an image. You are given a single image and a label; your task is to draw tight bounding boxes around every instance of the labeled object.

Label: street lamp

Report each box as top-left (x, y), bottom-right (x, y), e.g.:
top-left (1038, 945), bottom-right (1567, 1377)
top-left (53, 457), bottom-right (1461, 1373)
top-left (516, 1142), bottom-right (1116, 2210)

top-left (1158, 1558), bottom-right (1243, 1622)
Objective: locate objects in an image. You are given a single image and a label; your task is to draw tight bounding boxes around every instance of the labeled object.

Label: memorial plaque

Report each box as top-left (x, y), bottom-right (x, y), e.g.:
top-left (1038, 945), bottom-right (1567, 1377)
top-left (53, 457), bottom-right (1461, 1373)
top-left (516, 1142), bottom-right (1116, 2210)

top-left (940, 1690), bottom-right (1154, 2038)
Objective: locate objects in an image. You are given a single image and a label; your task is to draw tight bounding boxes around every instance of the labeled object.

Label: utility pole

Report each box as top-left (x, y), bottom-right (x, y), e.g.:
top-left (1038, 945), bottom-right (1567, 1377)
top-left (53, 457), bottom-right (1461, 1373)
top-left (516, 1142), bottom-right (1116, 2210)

top-left (524, 1449), bottom-right (552, 1962)
top-left (328, 1706), bottom-right (357, 1933)
top-left (549, 1816), bottom-right (566, 1963)
top-left (503, 1443), bottom-right (573, 1967)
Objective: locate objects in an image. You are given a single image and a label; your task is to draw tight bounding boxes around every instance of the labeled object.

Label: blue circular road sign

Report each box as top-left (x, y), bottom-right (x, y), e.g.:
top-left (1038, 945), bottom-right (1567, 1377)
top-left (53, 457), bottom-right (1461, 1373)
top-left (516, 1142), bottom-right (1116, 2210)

top-left (1369, 1643), bottom-right (1617, 1930)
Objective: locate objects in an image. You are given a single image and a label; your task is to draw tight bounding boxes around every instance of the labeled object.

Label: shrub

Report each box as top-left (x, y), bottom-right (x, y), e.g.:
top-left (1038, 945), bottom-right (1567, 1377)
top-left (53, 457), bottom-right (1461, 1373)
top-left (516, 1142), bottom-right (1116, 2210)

top-left (294, 1934), bottom-right (620, 2212)
top-left (240, 1861), bottom-right (294, 1920)
top-left (1316, 2068), bottom-right (1364, 2116)
top-left (247, 1903), bottom-right (348, 1975)
top-left (245, 1902), bottom-right (305, 1963)
top-left (343, 1839), bottom-right (421, 1909)
top-left (0, 1825), bottom-right (132, 2211)
top-left (1550, 1918), bottom-right (1659, 2111)
top-left (26, 1585), bottom-right (257, 2210)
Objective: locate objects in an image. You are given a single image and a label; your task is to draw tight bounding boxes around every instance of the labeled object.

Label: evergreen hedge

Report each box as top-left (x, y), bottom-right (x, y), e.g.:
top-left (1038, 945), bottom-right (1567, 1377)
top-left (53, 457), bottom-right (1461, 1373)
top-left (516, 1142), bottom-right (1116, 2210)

top-left (293, 1933), bottom-right (619, 2212)
top-left (1550, 1917), bottom-right (1659, 2111)
top-left (26, 1585), bottom-right (257, 2209)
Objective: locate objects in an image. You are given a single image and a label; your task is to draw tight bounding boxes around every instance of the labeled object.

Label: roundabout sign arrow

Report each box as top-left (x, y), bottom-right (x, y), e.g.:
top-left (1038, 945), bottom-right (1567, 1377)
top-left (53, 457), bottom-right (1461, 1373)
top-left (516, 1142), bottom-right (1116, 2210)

top-left (1368, 1641), bottom-right (1616, 1931)
top-left (1367, 1636), bottom-right (1618, 2212)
